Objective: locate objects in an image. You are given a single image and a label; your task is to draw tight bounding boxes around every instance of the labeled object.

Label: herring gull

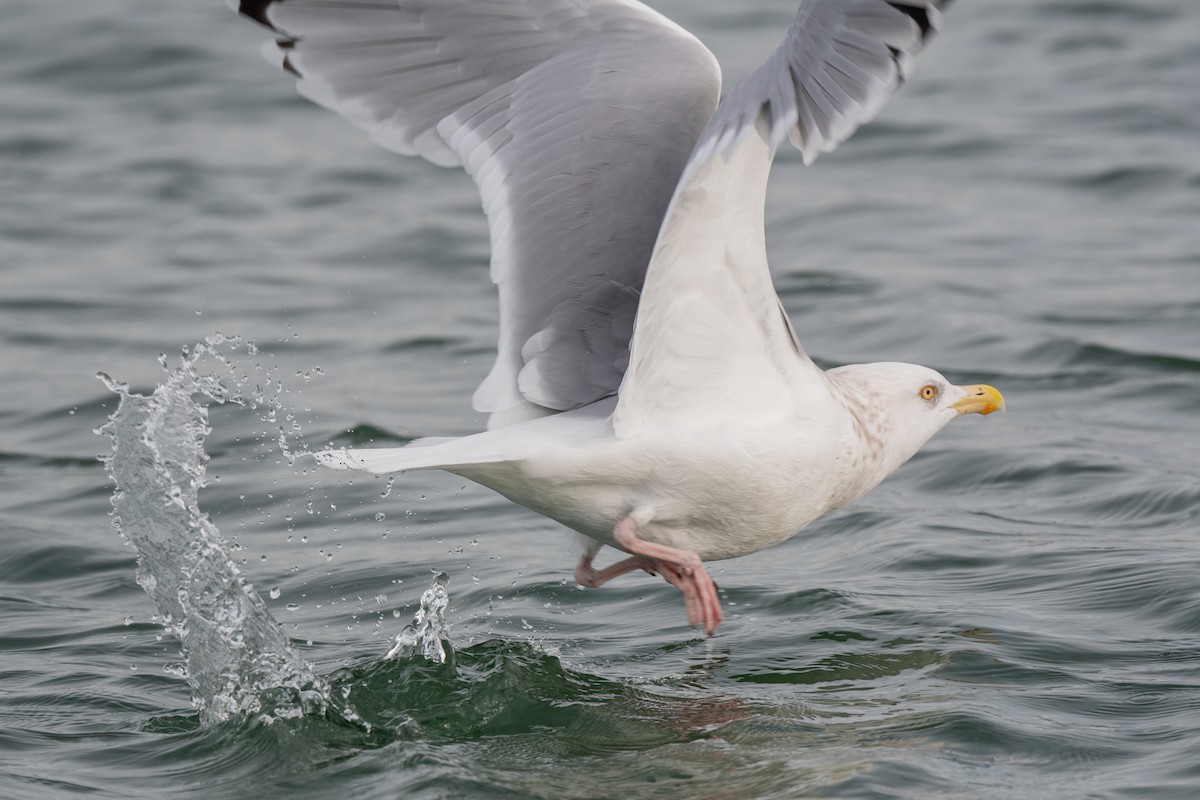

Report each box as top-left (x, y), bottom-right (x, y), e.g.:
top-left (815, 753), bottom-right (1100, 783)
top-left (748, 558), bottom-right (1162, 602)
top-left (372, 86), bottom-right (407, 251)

top-left (229, 0), bottom-right (1004, 635)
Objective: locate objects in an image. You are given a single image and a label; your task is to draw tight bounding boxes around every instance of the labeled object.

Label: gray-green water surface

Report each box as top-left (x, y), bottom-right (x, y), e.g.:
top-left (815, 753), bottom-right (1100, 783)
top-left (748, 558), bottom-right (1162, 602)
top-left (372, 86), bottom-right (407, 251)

top-left (2, 1), bottom-right (1199, 798)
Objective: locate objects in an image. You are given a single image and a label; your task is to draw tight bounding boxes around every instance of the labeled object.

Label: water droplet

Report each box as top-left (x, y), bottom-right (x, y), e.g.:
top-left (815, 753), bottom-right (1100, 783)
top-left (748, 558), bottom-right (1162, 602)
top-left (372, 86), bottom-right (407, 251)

top-left (286, 603), bottom-right (300, 612)
top-left (99, 339), bottom-right (371, 727)
top-left (374, 511), bottom-right (386, 522)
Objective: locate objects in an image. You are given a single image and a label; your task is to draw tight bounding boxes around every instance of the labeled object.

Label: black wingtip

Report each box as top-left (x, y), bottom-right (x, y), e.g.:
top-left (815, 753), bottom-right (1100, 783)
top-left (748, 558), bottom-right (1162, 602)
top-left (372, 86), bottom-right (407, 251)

top-left (234, 2), bottom-right (302, 76)
top-left (273, 37), bottom-right (300, 77)
top-left (887, 1), bottom-right (942, 41)
top-left (235, 0), bottom-right (278, 30)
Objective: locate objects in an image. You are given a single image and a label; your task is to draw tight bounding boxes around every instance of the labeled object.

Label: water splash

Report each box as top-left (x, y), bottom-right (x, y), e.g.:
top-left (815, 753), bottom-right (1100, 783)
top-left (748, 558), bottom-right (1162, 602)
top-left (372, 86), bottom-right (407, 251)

top-left (96, 335), bottom-right (364, 726)
top-left (386, 572), bottom-right (451, 663)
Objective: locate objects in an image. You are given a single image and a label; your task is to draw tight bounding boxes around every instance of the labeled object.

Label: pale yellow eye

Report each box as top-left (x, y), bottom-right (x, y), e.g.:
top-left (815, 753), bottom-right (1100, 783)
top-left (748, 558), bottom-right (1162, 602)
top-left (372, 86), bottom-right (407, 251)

top-left (919, 384), bottom-right (938, 401)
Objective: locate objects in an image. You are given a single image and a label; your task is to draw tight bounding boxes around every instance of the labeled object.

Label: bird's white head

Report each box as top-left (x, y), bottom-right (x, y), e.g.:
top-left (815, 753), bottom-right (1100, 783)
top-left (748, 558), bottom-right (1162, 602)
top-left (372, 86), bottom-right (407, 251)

top-left (825, 362), bottom-right (1005, 481)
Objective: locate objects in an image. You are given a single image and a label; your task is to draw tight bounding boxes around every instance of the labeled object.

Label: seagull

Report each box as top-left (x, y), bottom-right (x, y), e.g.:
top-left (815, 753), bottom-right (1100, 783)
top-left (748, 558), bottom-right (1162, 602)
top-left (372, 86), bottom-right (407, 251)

top-left (230, 0), bottom-right (1003, 636)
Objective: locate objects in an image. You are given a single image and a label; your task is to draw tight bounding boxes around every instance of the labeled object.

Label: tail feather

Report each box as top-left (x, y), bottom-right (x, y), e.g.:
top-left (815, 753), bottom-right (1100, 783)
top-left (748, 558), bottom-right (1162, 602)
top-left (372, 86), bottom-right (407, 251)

top-left (313, 435), bottom-right (514, 475)
top-left (314, 397), bottom-right (616, 475)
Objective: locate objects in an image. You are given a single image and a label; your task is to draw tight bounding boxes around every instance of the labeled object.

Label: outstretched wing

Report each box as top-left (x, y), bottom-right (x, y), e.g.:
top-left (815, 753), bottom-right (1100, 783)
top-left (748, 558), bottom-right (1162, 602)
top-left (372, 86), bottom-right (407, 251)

top-left (614, 0), bottom-right (949, 437)
top-left (229, 0), bottom-right (720, 427)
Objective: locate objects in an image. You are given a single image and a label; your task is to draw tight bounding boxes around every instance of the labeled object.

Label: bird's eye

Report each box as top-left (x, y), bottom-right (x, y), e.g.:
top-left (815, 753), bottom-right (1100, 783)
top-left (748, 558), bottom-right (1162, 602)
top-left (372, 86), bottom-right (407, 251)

top-left (919, 384), bottom-right (938, 401)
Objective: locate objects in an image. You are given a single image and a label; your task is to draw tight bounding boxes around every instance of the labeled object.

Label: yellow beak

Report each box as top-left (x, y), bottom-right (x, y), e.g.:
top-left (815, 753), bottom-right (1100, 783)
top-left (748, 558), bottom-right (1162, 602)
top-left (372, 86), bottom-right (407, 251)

top-left (951, 384), bottom-right (1006, 416)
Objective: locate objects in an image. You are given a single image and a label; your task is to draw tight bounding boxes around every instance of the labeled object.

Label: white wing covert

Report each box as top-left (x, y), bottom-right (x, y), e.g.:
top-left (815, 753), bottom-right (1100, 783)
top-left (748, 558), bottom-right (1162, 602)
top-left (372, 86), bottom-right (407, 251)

top-left (614, 0), bottom-right (949, 437)
top-left (229, 0), bottom-right (721, 427)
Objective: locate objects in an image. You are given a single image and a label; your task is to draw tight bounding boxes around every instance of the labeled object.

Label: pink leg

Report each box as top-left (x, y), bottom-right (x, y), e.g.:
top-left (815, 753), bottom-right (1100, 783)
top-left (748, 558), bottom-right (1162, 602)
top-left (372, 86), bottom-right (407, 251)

top-left (575, 550), bottom-right (723, 635)
top-left (609, 514), bottom-right (724, 636)
top-left (574, 552), bottom-right (655, 588)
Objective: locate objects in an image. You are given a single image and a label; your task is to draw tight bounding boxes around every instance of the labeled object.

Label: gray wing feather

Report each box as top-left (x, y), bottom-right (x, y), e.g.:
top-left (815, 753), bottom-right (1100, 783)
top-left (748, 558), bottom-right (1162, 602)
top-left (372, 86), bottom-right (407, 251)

top-left (229, 0), bottom-right (719, 426)
top-left (687, 0), bottom-right (948, 174)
